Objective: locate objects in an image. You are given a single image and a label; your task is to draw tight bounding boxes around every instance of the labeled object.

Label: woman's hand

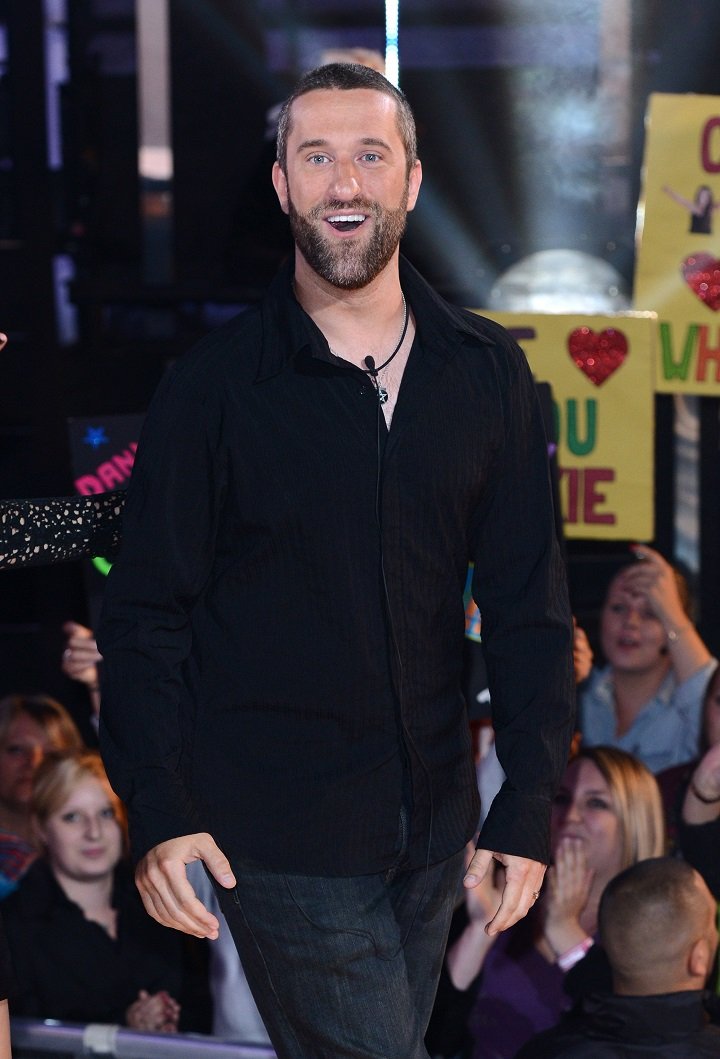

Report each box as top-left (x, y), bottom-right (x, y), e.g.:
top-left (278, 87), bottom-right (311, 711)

top-left (573, 620), bottom-right (593, 684)
top-left (621, 545), bottom-right (712, 683)
top-left (623, 545), bottom-right (686, 629)
top-left (61, 621), bottom-right (102, 719)
top-left (61, 621), bottom-right (101, 687)
top-left (125, 989), bottom-right (180, 1033)
top-left (542, 837), bottom-right (593, 958)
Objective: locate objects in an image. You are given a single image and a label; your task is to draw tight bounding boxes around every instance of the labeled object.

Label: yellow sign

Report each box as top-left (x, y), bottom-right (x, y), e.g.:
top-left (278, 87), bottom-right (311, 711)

top-left (635, 93), bottom-right (720, 394)
top-left (475, 311), bottom-right (655, 541)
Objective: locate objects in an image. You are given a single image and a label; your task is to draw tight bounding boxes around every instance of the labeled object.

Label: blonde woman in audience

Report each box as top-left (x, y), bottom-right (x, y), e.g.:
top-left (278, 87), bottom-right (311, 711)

top-left (443, 747), bottom-right (665, 1059)
top-left (3, 751), bottom-right (188, 1031)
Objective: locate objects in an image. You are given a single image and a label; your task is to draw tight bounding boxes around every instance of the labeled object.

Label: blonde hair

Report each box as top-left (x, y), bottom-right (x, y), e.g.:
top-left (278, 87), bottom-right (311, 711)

top-left (0, 694), bottom-right (83, 754)
top-left (577, 746), bottom-right (666, 869)
top-left (32, 750), bottom-right (127, 845)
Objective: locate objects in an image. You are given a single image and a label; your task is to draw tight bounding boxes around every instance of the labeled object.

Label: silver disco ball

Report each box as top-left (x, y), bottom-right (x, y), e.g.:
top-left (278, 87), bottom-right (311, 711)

top-left (488, 250), bottom-right (630, 314)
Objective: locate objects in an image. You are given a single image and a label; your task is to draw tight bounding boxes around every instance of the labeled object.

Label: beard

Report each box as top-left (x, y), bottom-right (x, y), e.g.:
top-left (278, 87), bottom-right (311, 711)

top-left (286, 187), bottom-right (410, 290)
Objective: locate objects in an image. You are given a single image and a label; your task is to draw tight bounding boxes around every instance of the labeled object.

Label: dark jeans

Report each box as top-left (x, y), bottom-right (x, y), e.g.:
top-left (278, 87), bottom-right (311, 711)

top-left (215, 848), bottom-right (466, 1059)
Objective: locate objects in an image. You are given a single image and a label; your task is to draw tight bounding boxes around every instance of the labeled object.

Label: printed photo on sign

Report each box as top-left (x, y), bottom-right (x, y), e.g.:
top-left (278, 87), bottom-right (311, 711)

top-left (635, 93), bottom-right (720, 394)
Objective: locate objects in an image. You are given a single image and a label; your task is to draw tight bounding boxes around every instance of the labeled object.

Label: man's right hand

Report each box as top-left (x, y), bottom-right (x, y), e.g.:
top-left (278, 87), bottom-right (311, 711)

top-left (135, 833), bottom-right (236, 938)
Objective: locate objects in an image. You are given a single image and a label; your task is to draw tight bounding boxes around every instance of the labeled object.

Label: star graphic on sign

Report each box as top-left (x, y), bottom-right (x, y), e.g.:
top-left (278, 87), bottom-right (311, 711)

top-left (82, 426), bottom-right (109, 449)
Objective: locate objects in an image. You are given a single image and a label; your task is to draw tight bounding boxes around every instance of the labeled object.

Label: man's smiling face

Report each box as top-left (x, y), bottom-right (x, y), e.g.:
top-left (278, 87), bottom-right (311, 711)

top-left (272, 87), bottom-right (422, 290)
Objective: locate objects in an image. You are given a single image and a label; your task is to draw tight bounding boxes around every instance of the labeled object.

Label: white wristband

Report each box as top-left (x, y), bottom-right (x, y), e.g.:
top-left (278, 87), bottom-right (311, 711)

top-left (557, 936), bottom-right (594, 972)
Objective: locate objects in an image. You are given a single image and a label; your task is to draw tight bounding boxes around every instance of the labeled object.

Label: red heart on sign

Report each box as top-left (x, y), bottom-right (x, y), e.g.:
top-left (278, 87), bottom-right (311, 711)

top-left (567, 327), bottom-right (628, 387)
top-left (682, 253), bottom-right (720, 311)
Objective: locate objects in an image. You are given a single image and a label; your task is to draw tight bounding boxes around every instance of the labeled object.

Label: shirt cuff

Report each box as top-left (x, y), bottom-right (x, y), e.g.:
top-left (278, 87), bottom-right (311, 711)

top-left (477, 787), bottom-right (552, 864)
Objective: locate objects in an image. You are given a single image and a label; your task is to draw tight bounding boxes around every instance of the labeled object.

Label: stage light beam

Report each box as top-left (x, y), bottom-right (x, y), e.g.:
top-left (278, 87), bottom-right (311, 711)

top-left (385, 0), bottom-right (399, 86)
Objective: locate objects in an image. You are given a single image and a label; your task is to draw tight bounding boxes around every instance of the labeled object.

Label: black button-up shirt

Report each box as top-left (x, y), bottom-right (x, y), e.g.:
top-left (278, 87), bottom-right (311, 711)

top-left (98, 256), bottom-right (575, 874)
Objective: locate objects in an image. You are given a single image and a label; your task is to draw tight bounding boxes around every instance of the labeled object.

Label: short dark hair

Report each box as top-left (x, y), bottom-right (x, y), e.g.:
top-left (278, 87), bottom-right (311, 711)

top-left (600, 857), bottom-right (705, 986)
top-left (276, 63), bottom-right (417, 176)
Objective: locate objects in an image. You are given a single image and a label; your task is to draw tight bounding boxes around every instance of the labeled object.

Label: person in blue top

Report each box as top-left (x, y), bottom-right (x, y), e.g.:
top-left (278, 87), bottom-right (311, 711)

top-left (579, 545), bottom-right (716, 774)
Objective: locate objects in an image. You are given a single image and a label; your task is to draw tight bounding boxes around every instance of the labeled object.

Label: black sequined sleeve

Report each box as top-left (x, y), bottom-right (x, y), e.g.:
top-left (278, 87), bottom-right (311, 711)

top-left (0, 491), bottom-right (125, 570)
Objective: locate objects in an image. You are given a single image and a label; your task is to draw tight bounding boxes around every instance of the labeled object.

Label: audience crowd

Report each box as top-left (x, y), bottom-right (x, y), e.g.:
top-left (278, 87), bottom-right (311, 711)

top-left (0, 538), bottom-right (719, 1057)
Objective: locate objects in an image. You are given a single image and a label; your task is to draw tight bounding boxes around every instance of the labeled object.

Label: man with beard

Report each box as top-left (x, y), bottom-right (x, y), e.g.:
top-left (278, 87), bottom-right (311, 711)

top-left (98, 63), bottom-right (575, 1058)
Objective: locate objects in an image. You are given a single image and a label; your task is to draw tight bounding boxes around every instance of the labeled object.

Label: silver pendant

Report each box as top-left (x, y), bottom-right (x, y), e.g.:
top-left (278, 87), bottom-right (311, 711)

top-left (378, 386), bottom-right (389, 404)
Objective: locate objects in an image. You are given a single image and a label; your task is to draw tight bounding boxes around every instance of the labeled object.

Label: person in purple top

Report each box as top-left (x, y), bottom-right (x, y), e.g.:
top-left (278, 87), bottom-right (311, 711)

top-left (440, 747), bottom-right (665, 1059)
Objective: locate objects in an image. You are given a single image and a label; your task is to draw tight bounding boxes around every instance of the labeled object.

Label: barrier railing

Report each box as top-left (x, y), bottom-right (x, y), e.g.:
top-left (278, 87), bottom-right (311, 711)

top-left (10, 1017), bottom-right (277, 1058)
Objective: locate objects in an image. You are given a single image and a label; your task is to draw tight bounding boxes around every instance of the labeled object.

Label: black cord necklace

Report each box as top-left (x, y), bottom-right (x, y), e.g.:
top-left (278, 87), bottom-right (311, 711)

top-left (362, 293), bottom-right (408, 405)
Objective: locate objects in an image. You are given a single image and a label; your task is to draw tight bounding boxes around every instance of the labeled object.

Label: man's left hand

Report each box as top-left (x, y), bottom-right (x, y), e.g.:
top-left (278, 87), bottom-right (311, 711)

top-left (463, 848), bottom-right (546, 935)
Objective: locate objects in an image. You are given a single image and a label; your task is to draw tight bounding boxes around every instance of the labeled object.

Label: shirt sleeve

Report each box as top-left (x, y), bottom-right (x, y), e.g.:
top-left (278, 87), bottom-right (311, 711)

top-left (469, 334), bottom-right (576, 864)
top-left (97, 368), bottom-right (226, 861)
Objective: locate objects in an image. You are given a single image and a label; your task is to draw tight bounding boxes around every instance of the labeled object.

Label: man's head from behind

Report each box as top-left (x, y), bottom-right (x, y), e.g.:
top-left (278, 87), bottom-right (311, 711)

top-left (600, 857), bottom-right (718, 996)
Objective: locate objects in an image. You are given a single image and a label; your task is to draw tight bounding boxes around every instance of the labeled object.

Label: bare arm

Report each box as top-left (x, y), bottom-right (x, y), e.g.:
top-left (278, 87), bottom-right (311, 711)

top-left (446, 861), bottom-right (503, 989)
top-left (662, 185), bottom-right (696, 212)
top-left (61, 621), bottom-right (102, 721)
top-left (682, 743), bottom-right (720, 825)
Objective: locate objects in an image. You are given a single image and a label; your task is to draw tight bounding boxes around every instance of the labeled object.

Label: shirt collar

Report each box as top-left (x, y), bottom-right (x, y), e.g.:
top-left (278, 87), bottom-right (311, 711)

top-left (583, 990), bottom-right (709, 1040)
top-left (255, 253), bottom-right (493, 383)
top-left (593, 665), bottom-right (677, 709)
